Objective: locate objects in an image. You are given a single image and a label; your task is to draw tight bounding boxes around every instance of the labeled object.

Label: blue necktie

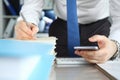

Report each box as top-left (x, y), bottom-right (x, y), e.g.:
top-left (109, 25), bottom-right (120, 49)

top-left (67, 0), bottom-right (80, 57)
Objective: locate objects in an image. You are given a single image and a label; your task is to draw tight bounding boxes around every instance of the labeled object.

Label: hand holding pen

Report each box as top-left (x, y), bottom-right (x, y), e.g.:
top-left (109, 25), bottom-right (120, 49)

top-left (14, 13), bottom-right (39, 40)
top-left (21, 13), bottom-right (30, 28)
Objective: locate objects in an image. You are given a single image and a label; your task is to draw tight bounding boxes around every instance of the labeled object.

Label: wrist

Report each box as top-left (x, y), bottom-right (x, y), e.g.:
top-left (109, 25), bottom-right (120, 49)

top-left (110, 40), bottom-right (120, 60)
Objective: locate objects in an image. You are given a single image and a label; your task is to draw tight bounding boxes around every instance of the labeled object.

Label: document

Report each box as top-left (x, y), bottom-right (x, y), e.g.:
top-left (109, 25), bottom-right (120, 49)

top-left (96, 60), bottom-right (120, 80)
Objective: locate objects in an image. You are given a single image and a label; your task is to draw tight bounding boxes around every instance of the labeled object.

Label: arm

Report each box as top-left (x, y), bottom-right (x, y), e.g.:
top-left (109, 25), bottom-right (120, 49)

top-left (15, 0), bottom-right (44, 40)
top-left (109, 0), bottom-right (120, 43)
top-left (75, 0), bottom-right (120, 63)
top-left (109, 0), bottom-right (120, 60)
top-left (75, 35), bottom-right (118, 64)
top-left (20, 0), bottom-right (44, 26)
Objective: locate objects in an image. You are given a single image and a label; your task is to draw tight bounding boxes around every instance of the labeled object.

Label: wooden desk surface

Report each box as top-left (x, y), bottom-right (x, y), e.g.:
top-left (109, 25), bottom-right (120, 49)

top-left (49, 64), bottom-right (110, 80)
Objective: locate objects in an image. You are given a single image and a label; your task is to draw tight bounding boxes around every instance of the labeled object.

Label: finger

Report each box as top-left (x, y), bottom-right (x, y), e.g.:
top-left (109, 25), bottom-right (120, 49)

top-left (30, 24), bottom-right (39, 36)
top-left (75, 50), bottom-right (107, 63)
top-left (89, 35), bottom-right (105, 42)
top-left (18, 37), bottom-right (36, 40)
top-left (85, 58), bottom-right (98, 63)
top-left (85, 58), bottom-right (106, 64)
top-left (89, 35), bottom-right (107, 48)
top-left (85, 51), bottom-right (102, 61)
top-left (18, 22), bottom-right (33, 36)
top-left (85, 59), bottom-right (105, 64)
top-left (16, 34), bottom-right (36, 40)
top-left (16, 28), bottom-right (35, 40)
top-left (75, 50), bottom-right (105, 61)
top-left (75, 50), bottom-right (81, 54)
top-left (75, 50), bottom-right (97, 63)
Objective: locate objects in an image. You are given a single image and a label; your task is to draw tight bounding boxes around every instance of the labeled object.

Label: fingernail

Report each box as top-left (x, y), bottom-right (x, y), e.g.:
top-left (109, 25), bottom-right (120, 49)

top-left (75, 51), bottom-right (77, 54)
top-left (75, 50), bottom-right (79, 54)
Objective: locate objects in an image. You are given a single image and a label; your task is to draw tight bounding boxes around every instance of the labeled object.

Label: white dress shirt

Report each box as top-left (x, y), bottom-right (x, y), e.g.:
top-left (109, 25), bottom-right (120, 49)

top-left (19, 0), bottom-right (120, 43)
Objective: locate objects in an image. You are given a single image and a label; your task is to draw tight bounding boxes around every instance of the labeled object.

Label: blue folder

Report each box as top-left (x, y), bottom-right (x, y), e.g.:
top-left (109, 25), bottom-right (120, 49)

top-left (0, 39), bottom-right (55, 80)
top-left (3, 0), bottom-right (17, 15)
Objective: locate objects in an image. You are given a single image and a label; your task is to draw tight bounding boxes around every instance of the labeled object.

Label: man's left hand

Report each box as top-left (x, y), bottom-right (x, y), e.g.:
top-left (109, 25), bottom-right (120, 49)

top-left (75, 35), bottom-right (117, 64)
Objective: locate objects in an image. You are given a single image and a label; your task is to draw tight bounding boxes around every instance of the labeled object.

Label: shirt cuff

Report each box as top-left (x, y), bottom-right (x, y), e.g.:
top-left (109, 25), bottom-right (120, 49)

top-left (110, 40), bottom-right (120, 60)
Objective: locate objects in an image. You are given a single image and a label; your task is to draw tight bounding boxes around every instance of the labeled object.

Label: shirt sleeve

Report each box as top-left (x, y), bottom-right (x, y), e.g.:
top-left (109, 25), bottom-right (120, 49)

top-left (19, 0), bottom-right (44, 26)
top-left (109, 0), bottom-right (120, 43)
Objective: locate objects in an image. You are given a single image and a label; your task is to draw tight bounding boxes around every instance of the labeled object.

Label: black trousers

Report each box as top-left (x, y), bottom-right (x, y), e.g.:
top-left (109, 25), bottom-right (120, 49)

top-left (49, 17), bottom-right (111, 57)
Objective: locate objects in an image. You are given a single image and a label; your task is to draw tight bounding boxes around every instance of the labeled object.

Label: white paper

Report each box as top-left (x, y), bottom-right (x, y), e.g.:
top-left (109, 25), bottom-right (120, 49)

top-left (97, 60), bottom-right (120, 80)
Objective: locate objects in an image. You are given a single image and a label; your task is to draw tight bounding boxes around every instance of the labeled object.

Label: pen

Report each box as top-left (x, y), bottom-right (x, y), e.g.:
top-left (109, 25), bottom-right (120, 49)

top-left (21, 13), bottom-right (30, 28)
top-left (21, 13), bottom-right (37, 38)
top-left (21, 13), bottom-right (35, 37)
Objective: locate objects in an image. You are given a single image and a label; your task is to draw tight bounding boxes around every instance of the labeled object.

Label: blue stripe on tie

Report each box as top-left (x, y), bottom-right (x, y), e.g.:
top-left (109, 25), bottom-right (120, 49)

top-left (67, 0), bottom-right (80, 57)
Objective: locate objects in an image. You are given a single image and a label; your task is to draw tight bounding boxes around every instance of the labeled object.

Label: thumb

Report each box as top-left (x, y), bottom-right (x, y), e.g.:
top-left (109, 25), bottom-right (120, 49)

top-left (31, 25), bottom-right (39, 36)
top-left (89, 35), bottom-right (106, 48)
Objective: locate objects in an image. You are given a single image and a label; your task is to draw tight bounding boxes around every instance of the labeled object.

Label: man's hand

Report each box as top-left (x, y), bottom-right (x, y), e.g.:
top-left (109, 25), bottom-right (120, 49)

top-left (75, 35), bottom-right (117, 64)
top-left (15, 20), bottom-right (39, 40)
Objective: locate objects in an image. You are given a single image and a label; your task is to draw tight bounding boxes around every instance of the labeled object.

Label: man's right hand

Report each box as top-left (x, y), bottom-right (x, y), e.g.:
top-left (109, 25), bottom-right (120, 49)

top-left (15, 20), bottom-right (39, 40)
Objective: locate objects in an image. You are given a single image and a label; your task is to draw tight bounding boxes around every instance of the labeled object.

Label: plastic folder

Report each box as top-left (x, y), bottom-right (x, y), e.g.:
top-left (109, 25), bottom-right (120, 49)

top-left (3, 0), bottom-right (17, 15)
top-left (0, 39), bottom-right (55, 80)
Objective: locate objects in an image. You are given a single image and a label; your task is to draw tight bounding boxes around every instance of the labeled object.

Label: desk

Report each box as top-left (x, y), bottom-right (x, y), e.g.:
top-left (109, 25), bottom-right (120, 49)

top-left (49, 64), bottom-right (110, 80)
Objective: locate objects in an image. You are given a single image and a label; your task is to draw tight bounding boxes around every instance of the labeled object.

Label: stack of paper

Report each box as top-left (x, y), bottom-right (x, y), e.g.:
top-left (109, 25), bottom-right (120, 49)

top-left (0, 37), bottom-right (56, 80)
top-left (96, 60), bottom-right (120, 80)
